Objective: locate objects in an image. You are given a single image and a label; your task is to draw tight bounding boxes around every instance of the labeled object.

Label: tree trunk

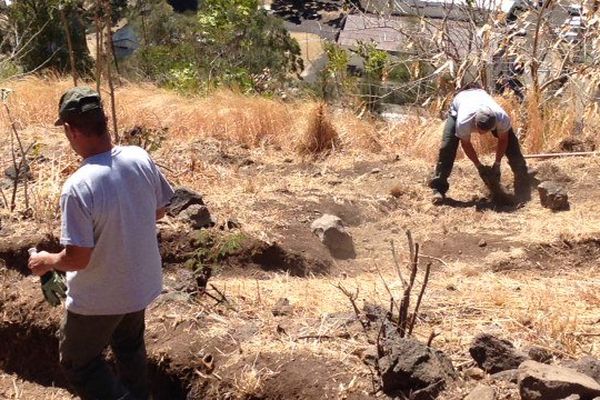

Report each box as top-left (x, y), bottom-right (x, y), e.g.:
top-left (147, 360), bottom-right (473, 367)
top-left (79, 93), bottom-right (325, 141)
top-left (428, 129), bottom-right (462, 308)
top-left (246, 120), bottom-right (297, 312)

top-left (102, 0), bottom-right (119, 142)
top-left (59, 6), bottom-right (77, 86)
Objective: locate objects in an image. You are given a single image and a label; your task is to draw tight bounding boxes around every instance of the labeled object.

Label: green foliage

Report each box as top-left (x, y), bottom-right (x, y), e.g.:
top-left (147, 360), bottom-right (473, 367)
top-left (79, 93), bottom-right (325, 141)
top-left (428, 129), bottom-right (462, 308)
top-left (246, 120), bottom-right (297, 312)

top-left (321, 42), bottom-right (356, 102)
top-left (7, 0), bottom-right (93, 74)
top-left (185, 230), bottom-right (246, 273)
top-left (0, 61), bottom-right (22, 82)
top-left (357, 42), bottom-right (389, 81)
top-left (126, 0), bottom-right (302, 94)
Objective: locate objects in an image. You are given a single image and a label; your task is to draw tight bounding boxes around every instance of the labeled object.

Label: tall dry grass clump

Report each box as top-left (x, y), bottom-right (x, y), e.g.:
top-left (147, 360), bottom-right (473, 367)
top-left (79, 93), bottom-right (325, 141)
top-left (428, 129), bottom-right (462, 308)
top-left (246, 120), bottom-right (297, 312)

top-left (295, 102), bottom-right (339, 156)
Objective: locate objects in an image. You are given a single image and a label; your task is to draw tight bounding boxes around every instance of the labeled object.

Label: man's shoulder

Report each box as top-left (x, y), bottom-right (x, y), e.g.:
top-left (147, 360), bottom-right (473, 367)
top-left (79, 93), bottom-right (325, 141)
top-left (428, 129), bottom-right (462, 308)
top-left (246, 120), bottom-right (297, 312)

top-left (118, 145), bottom-right (151, 159)
top-left (61, 167), bottom-right (94, 198)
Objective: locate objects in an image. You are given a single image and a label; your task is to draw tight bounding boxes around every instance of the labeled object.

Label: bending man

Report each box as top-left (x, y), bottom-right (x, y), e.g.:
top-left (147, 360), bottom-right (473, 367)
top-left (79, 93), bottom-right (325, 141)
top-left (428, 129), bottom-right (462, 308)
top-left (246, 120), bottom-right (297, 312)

top-left (429, 88), bottom-right (530, 204)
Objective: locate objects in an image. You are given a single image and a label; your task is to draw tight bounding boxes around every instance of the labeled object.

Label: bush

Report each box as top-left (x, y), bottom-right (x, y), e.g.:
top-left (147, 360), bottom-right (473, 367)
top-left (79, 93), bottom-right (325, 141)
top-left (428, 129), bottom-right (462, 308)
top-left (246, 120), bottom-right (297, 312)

top-left (125, 0), bottom-right (302, 94)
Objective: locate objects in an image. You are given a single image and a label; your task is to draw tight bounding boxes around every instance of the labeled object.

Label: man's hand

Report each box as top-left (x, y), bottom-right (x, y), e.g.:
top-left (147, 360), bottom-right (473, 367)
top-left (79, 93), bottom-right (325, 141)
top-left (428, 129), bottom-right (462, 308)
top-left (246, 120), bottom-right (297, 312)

top-left (28, 251), bottom-right (56, 277)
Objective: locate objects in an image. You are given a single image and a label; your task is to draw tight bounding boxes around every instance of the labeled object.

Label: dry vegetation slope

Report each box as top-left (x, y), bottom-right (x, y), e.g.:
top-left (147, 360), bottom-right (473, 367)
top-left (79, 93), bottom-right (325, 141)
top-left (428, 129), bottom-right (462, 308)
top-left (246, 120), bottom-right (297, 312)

top-left (0, 77), bottom-right (599, 399)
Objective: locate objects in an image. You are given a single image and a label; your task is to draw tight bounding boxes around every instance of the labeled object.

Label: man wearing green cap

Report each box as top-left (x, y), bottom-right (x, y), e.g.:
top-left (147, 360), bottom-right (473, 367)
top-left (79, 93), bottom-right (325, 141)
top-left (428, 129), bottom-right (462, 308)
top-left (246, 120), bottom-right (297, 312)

top-left (428, 88), bottom-right (530, 205)
top-left (28, 87), bottom-right (174, 400)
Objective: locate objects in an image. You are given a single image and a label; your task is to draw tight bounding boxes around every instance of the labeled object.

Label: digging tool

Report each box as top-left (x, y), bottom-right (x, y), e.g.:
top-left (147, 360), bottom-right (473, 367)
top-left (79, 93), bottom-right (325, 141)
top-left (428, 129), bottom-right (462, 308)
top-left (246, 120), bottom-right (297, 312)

top-left (28, 248), bottom-right (67, 307)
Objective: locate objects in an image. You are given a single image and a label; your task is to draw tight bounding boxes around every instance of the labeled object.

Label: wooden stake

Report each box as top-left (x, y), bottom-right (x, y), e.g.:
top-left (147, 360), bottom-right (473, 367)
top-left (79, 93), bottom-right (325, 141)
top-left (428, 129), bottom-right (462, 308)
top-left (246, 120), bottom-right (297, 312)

top-left (95, 5), bottom-right (102, 93)
top-left (102, 0), bottom-right (119, 142)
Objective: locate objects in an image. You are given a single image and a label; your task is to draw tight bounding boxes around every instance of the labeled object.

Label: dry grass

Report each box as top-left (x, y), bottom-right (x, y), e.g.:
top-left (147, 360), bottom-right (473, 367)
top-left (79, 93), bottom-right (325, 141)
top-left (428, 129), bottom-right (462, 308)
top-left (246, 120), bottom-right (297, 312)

top-left (296, 103), bottom-right (338, 156)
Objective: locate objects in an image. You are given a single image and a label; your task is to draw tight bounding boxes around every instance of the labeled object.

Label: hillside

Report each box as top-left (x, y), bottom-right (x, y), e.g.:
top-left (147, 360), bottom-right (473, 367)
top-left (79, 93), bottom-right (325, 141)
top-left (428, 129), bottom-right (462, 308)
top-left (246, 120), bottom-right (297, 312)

top-left (0, 78), bottom-right (599, 399)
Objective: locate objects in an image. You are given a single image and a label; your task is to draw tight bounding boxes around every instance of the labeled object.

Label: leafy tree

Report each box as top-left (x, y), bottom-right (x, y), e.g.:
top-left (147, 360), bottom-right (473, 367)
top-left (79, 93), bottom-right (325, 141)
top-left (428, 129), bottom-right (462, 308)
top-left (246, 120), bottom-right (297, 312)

top-left (126, 0), bottom-right (302, 94)
top-left (7, 0), bottom-right (93, 74)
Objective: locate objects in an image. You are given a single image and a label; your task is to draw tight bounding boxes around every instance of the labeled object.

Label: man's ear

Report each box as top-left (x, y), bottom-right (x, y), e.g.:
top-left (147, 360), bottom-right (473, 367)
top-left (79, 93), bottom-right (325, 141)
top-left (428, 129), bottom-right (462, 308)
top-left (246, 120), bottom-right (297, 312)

top-left (64, 122), bottom-right (78, 140)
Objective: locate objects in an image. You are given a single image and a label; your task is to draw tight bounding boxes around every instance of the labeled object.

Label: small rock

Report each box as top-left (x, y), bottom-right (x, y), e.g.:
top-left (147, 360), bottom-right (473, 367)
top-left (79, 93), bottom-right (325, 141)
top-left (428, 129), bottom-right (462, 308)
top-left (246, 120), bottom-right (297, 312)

top-left (272, 298), bottom-right (294, 316)
top-left (378, 329), bottom-right (456, 399)
top-left (469, 333), bottom-right (529, 373)
top-left (310, 214), bottom-right (356, 260)
top-left (167, 187), bottom-right (206, 216)
top-left (478, 239), bottom-right (487, 247)
top-left (221, 219), bottom-right (241, 230)
top-left (490, 369), bottom-right (520, 383)
top-left (352, 347), bottom-right (378, 366)
top-left (465, 384), bottom-right (495, 400)
top-left (327, 179), bottom-right (343, 186)
top-left (537, 181), bottom-right (570, 211)
top-left (4, 164), bottom-right (32, 181)
top-left (363, 302), bottom-right (386, 322)
top-left (527, 346), bottom-right (553, 364)
top-left (181, 204), bottom-right (215, 229)
top-left (446, 284), bottom-right (457, 291)
top-left (463, 367), bottom-right (486, 380)
top-left (519, 360), bottom-right (600, 400)
top-left (371, 168), bottom-right (381, 174)
top-left (564, 356), bottom-right (600, 384)
top-left (559, 395), bottom-right (581, 400)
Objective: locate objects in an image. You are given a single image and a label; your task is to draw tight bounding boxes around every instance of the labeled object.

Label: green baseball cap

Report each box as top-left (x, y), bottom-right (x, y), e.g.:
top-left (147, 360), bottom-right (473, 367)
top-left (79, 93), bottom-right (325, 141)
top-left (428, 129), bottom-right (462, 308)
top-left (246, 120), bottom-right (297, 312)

top-left (55, 87), bottom-right (103, 126)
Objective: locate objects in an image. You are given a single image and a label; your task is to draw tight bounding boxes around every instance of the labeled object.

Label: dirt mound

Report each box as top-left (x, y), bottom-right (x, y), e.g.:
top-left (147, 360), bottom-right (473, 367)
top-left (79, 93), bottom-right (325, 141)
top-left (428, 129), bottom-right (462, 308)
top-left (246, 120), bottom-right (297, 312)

top-left (487, 238), bottom-right (600, 272)
top-left (160, 228), bottom-right (331, 277)
top-left (190, 352), bottom-right (369, 400)
top-left (0, 232), bottom-right (61, 275)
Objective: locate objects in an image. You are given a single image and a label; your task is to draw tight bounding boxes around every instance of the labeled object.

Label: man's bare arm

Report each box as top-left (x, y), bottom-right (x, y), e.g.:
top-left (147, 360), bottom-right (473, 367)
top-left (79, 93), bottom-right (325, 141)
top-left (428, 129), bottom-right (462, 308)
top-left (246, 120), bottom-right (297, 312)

top-left (460, 139), bottom-right (482, 168)
top-left (29, 245), bottom-right (93, 276)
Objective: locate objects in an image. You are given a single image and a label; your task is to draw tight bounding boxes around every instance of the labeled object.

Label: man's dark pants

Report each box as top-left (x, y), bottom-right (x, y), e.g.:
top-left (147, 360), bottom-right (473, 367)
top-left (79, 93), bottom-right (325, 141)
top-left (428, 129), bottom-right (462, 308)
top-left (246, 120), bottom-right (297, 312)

top-left (429, 115), bottom-right (530, 198)
top-left (59, 309), bottom-right (150, 400)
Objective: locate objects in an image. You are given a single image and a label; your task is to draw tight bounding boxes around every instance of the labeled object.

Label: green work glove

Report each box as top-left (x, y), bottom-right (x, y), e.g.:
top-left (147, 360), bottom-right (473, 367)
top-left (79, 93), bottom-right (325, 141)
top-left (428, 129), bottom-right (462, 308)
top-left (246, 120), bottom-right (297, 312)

top-left (41, 271), bottom-right (67, 307)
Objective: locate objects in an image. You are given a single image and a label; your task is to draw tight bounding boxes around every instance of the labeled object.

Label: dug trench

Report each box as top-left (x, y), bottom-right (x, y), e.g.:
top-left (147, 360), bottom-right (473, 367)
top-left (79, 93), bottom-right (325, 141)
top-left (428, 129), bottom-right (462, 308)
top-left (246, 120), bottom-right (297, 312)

top-left (0, 264), bottom-right (189, 399)
top-left (0, 228), bottom-right (370, 399)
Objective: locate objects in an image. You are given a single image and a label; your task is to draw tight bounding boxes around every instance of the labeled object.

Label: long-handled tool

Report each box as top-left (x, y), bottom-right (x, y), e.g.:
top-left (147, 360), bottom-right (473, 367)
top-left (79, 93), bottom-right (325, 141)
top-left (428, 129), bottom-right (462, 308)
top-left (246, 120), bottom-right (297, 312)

top-left (28, 248), bottom-right (67, 307)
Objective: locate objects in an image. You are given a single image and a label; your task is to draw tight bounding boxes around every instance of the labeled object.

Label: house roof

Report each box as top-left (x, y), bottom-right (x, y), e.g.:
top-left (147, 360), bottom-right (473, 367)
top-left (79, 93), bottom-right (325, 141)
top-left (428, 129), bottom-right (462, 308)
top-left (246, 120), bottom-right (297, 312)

top-left (337, 13), bottom-right (474, 55)
top-left (337, 13), bottom-right (407, 52)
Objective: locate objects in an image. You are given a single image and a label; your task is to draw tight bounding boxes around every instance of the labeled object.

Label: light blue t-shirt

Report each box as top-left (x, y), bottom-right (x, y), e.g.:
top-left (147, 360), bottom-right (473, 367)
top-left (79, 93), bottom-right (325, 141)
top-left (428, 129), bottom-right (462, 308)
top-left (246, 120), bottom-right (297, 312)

top-left (60, 146), bottom-right (174, 315)
top-left (450, 89), bottom-right (511, 140)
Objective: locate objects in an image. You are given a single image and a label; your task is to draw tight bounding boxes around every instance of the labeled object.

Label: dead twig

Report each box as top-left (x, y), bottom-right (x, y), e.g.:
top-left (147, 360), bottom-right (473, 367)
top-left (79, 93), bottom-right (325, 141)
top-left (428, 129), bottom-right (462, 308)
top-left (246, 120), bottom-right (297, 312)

top-left (398, 231), bottom-right (419, 336)
top-left (335, 282), bottom-right (370, 334)
top-left (408, 262), bottom-right (432, 336)
top-left (427, 331), bottom-right (440, 347)
top-left (419, 254), bottom-right (449, 268)
top-left (390, 238), bottom-right (408, 288)
top-left (208, 283), bottom-right (236, 311)
top-left (2, 91), bottom-right (32, 212)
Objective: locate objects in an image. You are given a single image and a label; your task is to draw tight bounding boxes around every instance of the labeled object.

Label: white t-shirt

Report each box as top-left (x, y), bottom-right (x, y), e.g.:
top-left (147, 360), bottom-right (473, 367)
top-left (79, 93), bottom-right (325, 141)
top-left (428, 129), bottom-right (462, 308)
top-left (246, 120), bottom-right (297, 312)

top-left (450, 89), bottom-right (511, 140)
top-left (60, 146), bottom-right (174, 315)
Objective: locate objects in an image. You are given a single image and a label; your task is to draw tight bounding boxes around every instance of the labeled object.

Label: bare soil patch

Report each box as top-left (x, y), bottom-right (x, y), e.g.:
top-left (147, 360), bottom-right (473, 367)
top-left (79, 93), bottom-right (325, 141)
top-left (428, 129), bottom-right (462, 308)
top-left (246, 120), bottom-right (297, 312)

top-left (159, 227), bottom-right (331, 278)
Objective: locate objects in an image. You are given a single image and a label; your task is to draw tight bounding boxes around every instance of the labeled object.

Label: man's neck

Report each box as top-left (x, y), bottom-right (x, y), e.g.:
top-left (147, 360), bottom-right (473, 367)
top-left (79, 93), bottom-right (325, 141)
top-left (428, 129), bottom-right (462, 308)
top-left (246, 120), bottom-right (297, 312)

top-left (80, 137), bottom-right (113, 159)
